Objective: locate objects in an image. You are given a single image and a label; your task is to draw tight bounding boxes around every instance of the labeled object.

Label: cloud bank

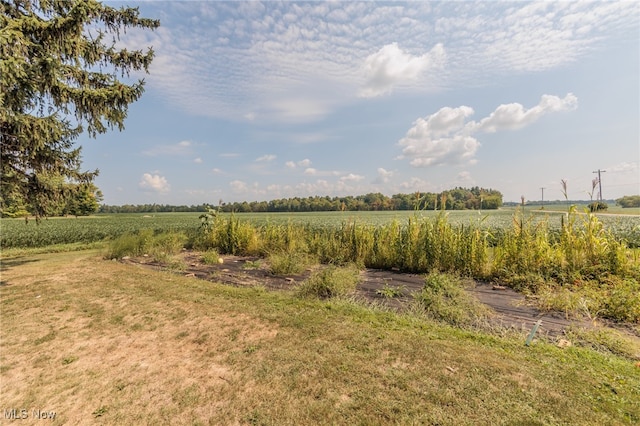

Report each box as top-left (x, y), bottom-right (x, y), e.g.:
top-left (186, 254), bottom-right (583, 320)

top-left (119, 2), bottom-right (635, 123)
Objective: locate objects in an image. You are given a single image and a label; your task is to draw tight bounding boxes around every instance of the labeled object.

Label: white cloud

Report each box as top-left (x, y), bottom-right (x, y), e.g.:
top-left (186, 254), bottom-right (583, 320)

top-left (286, 158), bottom-right (313, 169)
top-left (139, 173), bottom-right (170, 193)
top-left (475, 93), bottom-right (578, 133)
top-left (230, 180), bottom-right (248, 193)
top-left (340, 173), bottom-right (365, 182)
top-left (454, 171), bottom-right (475, 187)
top-left (256, 154), bottom-right (277, 162)
top-left (194, 157), bottom-right (203, 164)
top-left (211, 168), bottom-right (224, 175)
top-left (374, 167), bottom-right (394, 184)
top-left (399, 177), bottom-right (430, 192)
top-left (304, 167), bottom-right (341, 177)
top-left (359, 42), bottom-right (445, 98)
top-left (609, 161), bottom-right (638, 173)
top-left (399, 94), bottom-right (578, 167)
top-left (398, 105), bottom-right (479, 167)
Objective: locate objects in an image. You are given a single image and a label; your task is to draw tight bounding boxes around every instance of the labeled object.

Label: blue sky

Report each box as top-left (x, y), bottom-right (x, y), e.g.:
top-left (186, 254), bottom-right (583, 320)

top-left (80, 1), bottom-right (639, 205)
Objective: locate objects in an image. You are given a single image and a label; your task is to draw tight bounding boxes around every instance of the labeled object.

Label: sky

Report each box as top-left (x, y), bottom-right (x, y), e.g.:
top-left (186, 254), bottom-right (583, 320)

top-left (79, 1), bottom-right (640, 205)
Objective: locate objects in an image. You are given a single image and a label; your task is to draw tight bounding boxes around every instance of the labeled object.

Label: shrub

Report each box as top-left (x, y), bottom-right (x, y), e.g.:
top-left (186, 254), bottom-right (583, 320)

top-left (297, 265), bottom-right (360, 299)
top-left (588, 201), bottom-right (608, 212)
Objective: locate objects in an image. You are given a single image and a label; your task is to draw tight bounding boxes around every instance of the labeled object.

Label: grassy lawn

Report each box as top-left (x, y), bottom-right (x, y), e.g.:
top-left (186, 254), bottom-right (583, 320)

top-left (1, 250), bottom-right (639, 425)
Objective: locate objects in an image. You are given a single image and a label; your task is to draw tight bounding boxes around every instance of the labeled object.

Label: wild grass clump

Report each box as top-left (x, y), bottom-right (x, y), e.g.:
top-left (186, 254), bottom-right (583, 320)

top-left (201, 249), bottom-right (221, 265)
top-left (564, 327), bottom-right (640, 359)
top-left (413, 272), bottom-right (490, 327)
top-left (296, 265), bottom-right (360, 299)
top-left (147, 232), bottom-right (187, 261)
top-left (268, 251), bottom-right (316, 275)
top-left (535, 276), bottom-right (640, 323)
top-left (105, 230), bottom-right (186, 260)
top-left (104, 229), bottom-right (154, 259)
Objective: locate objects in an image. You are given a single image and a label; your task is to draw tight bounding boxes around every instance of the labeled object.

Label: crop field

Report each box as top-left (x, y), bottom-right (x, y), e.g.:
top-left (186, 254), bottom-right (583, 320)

top-left (1, 208), bottom-right (639, 249)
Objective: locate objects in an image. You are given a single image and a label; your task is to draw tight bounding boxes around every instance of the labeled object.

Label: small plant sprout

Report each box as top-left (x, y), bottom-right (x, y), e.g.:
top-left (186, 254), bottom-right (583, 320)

top-left (376, 282), bottom-right (405, 298)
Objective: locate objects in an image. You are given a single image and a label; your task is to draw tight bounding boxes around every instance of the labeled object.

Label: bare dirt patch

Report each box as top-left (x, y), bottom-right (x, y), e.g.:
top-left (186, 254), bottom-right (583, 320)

top-left (124, 251), bottom-right (597, 338)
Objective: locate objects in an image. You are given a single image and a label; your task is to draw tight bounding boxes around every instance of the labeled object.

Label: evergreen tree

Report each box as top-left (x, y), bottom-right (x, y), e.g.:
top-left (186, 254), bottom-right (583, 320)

top-left (0, 0), bottom-right (159, 219)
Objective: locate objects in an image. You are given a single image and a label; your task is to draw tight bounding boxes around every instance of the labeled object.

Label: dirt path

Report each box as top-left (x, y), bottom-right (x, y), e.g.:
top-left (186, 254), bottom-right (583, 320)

top-left (123, 251), bottom-right (596, 338)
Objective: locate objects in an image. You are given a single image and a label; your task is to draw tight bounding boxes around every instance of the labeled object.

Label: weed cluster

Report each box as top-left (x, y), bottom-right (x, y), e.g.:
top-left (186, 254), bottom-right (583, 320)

top-left (105, 230), bottom-right (186, 263)
top-left (267, 251), bottom-right (315, 275)
top-left (106, 207), bottom-right (639, 323)
top-left (296, 265), bottom-right (360, 299)
top-left (413, 272), bottom-right (489, 326)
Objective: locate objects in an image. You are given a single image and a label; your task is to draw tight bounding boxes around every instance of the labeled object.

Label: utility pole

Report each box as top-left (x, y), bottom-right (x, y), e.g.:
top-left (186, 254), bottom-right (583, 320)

top-left (592, 169), bottom-right (606, 201)
top-left (540, 187), bottom-right (546, 209)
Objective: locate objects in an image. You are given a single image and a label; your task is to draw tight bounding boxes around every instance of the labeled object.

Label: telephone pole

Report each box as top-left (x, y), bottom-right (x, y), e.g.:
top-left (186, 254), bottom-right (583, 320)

top-left (540, 187), bottom-right (546, 209)
top-left (592, 169), bottom-right (606, 201)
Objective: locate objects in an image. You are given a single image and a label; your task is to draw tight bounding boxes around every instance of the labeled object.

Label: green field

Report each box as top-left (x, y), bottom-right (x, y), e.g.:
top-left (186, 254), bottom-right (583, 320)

top-left (2, 208), bottom-right (639, 249)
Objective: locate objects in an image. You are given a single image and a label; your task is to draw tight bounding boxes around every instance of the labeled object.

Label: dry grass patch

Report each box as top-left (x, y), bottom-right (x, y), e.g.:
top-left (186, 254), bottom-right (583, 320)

top-left (1, 250), bottom-right (639, 425)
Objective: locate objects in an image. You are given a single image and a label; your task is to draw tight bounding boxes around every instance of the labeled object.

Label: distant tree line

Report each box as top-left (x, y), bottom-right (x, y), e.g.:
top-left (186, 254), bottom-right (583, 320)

top-left (97, 187), bottom-right (503, 214)
top-left (98, 204), bottom-right (210, 214)
top-left (505, 196), bottom-right (639, 209)
top-left (616, 196), bottom-right (640, 208)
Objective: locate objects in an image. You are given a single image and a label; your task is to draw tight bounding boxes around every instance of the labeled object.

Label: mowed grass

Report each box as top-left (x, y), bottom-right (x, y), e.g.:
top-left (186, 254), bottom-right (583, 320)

top-left (1, 250), bottom-right (639, 425)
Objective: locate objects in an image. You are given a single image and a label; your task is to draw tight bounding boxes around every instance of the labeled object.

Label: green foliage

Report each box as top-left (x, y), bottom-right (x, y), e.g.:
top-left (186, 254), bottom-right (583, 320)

top-left (296, 265), bottom-right (361, 299)
top-left (0, 0), bottom-right (159, 218)
top-left (65, 184), bottom-right (103, 217)
top-left (413, 272), bottom-right (489, 326)
top-left (588, 201), bottom-right (608, 212)
top-left (214, 187), bottom-right (503, 213)
top-left (617, 195), bottom-right (640, 208)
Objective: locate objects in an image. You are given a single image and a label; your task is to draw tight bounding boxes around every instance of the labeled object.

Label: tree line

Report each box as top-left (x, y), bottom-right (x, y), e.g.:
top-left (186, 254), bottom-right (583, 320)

top-left (95, 187), bottom-right (503, 214)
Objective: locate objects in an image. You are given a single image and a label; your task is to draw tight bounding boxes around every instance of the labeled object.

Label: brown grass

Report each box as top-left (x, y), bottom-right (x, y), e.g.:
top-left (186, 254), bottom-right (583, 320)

top-left (1, 250), bottom-right (639, 425)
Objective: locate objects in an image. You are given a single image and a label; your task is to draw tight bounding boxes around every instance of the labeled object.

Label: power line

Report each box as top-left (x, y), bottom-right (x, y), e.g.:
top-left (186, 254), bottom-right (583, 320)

top-left (592, 169), bottom-right (606, 201)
